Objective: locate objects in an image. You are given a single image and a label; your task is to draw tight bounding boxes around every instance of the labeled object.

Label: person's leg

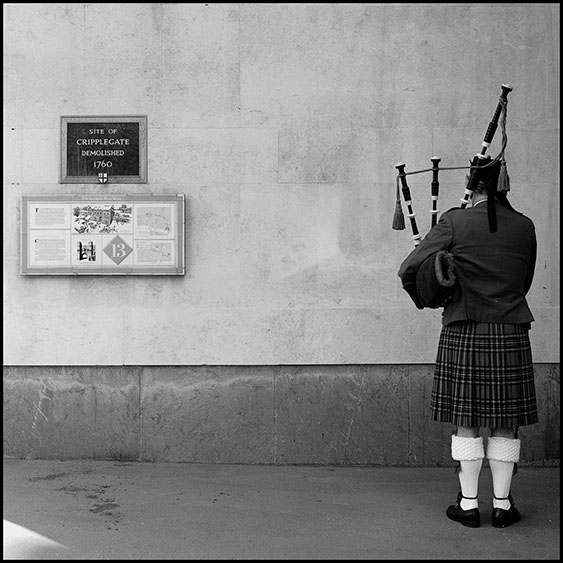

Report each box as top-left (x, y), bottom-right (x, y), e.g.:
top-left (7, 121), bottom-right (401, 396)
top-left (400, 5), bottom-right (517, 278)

top-left (487, 427), bottom-right (521, 527)
top-left (446, 425), bottom-right (483, 527)
top-left (452, 426), bottom-right (483, 509)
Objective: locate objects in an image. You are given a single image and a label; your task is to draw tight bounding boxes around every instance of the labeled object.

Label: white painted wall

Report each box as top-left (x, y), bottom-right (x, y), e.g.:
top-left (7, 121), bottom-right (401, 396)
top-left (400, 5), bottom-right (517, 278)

top-left (4, 3), bottom-right (560, 365)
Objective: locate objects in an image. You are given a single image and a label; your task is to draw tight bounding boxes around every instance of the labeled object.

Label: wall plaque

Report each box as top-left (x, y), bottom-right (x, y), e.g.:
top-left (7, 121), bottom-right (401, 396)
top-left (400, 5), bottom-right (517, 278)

top-left (21, 194), bottom-right (185, 275)
top-left (60, 115), bottom-right (147, 183)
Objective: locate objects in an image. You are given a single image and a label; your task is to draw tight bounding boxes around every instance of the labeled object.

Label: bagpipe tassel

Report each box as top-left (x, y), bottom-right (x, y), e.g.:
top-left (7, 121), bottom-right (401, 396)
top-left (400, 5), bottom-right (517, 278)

top-left (497, 158), bottom-right (510, 194)
top-left (392, 177), bottom-right (406, 230)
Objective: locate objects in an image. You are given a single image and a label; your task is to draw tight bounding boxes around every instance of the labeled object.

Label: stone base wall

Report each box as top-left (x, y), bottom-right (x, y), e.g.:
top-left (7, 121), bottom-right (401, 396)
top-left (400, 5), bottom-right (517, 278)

top-left (3, 365), bottom-right (559, 466)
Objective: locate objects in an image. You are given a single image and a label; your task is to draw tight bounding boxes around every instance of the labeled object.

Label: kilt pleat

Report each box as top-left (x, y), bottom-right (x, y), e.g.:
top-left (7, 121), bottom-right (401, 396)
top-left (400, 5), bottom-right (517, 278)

top-left (431, 321), bottom-right (538, 428)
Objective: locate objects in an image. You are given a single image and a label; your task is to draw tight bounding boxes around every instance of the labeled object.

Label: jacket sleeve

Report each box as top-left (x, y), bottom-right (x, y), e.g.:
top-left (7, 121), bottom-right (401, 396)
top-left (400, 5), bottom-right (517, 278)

top-left (523, 223), bottom-right (537, 295)
top-left (397, 213), bottom-right (455, 309)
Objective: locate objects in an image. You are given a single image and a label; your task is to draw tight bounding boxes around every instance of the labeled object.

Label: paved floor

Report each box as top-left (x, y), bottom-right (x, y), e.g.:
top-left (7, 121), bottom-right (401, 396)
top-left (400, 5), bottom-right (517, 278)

top-left (3, 459), bottom-right (560, 560)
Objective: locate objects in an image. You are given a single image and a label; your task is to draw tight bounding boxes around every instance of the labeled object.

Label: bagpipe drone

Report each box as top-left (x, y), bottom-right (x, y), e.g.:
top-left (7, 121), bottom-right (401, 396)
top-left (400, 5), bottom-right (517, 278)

top-left (393, 84), bottom-right (513, 246)
top-left (394, 84), bottom-right (513, 309)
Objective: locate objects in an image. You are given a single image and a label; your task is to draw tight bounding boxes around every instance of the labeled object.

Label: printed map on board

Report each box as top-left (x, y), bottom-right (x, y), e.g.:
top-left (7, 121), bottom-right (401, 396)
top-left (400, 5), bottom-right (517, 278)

top-left (135, 206), bottom-right (172, 237)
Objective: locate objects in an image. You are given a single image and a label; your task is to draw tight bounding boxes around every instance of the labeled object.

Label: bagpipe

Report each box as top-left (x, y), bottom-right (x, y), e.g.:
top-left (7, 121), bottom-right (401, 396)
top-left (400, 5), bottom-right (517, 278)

top-left (393, 84), bottom-right (513, 246)
top-left (394, 84), bottom-right (513, 309)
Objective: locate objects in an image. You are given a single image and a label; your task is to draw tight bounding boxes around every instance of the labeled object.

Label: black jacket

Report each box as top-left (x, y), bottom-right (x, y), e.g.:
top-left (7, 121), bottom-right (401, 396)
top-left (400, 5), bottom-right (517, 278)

top-left (397, 200), bottom-right (537, 326)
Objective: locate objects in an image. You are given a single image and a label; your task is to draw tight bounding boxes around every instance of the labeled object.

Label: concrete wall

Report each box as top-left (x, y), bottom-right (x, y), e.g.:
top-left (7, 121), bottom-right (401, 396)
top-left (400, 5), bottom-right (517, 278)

top-left (3, 3), bottom-right (560, 463)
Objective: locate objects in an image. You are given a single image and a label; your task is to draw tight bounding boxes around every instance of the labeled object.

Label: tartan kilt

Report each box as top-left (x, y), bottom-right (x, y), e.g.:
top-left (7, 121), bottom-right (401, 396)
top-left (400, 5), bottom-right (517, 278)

top-left (431, 320), bottom-right (538, 428)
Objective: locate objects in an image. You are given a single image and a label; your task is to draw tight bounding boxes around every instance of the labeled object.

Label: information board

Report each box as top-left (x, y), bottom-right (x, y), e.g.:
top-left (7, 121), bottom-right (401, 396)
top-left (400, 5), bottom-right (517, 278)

top-left (21, 194), bottom-right (185, 275)
top-left (60, 115), bottom-right (147, 183)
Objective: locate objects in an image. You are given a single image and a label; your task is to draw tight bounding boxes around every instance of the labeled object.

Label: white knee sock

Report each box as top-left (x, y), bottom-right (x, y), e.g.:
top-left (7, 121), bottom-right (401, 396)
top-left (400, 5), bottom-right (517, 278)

top-left (451, 435), bottom-right (484, 510)
top-left (487, 437), bottom-right (521, 510)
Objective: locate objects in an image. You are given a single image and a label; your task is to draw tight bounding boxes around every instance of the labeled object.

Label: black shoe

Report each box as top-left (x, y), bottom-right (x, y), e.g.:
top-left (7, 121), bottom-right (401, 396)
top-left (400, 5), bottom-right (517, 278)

top-left (492, 494), bottom-right (521, 528)
top-left (446, 491), bottom-right (481, 528)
